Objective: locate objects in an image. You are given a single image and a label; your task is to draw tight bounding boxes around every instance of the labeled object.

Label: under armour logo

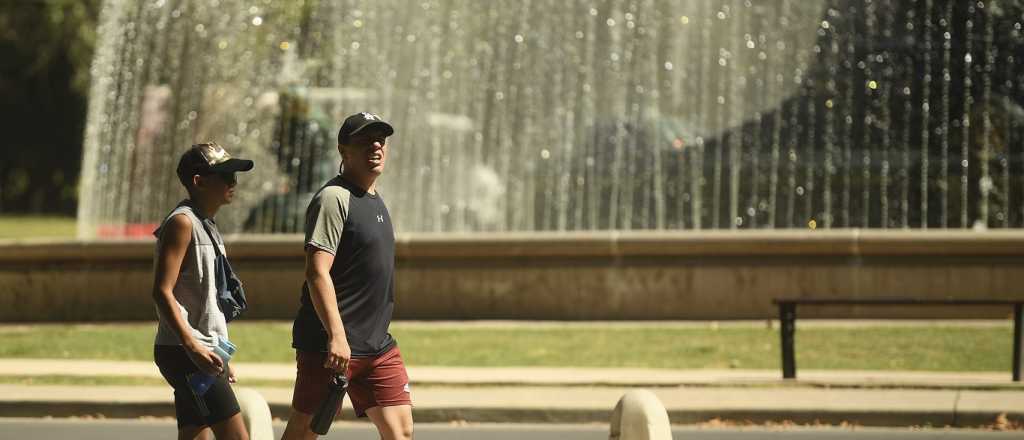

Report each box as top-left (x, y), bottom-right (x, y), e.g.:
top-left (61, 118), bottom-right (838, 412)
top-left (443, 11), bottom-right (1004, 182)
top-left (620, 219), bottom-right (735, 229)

top-left (362, 112), bottom-right (381, 121)
top-left (377, 214), bottom-right (384, 223)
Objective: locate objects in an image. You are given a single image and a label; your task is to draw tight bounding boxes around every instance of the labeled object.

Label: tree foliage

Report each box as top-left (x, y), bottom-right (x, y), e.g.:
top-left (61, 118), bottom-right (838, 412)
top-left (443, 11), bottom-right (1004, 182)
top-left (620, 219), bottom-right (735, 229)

top-left (0, 0), bottom-right (100, 215)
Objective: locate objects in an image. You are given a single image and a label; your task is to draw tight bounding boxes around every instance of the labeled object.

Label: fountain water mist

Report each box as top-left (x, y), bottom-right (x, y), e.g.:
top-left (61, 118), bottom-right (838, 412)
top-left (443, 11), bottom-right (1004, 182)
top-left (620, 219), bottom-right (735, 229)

top-left (78, 0), bottom-right (1024, 237)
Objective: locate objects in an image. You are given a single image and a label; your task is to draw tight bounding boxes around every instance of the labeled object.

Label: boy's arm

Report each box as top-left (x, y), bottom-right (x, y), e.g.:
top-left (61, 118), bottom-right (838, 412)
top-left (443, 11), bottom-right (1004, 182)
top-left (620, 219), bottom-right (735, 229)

top-left (151, 214), bottom-right (224, 376)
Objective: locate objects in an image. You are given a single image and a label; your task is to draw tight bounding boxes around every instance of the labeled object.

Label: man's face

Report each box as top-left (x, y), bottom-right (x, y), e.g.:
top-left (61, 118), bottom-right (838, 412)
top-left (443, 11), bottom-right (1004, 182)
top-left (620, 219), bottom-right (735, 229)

top-left (341, 128), bottom-right (389, 176)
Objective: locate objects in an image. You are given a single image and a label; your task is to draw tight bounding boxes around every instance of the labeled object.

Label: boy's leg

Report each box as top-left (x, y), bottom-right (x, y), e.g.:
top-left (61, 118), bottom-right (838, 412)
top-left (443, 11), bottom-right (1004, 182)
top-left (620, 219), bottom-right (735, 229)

top-left (210, 412), bottom-right (249, 440)
top-left (366, 405), bottom-right (413, 440)
top-left (178, 425), bottom-right (212, 440)
top-left (157, 346), bottom-right (243, 439)
top-left (172, 410), bottom-right (247, 440)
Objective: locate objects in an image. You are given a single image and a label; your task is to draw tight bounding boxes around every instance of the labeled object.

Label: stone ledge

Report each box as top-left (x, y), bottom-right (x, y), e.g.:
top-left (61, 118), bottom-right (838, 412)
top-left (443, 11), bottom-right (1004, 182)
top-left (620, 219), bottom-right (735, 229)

top-left (5, 229), bottom-right (1024, 264)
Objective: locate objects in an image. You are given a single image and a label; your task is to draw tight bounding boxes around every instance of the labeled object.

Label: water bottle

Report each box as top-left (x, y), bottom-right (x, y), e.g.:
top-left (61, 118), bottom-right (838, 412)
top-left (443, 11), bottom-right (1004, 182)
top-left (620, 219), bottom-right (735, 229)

top-left (310, 373), bottom-right (348, 435)
top-left (187, 338), bottom-right (237, 396)
top-left (187, 372), bottom-right (218, 396)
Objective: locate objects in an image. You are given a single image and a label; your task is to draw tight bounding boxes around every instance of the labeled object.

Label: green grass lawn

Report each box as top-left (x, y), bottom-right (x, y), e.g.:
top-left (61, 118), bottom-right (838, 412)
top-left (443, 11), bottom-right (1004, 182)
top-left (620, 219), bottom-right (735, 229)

top-left (0, 321), bottom-right (1012, 372)
top-left (0, 216), bottom-right (76, 239)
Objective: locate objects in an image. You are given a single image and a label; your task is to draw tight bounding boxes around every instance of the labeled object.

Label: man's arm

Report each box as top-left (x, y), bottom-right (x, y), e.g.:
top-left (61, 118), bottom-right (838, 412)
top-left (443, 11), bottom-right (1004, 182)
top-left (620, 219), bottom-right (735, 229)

top-left (305, 247), bottom-right (350, 372)
top-left (151, 214), bottom-right (224, 376)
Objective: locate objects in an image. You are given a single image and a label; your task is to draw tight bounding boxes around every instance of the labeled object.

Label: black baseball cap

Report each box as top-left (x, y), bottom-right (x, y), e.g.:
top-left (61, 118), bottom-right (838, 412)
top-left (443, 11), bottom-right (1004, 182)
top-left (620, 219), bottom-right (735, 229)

top-left (337, 112), bottom-right (394, 145)
top-left (176, 142), bottom-right (254, 186)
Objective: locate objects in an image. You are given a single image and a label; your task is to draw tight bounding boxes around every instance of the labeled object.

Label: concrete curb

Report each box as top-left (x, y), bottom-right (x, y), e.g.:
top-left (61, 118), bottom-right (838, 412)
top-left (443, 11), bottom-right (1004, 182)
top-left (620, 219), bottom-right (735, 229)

top-left (2, 360), bottom-right (1023, 429)
top-left (1, 399), bottom-right (1020, 428)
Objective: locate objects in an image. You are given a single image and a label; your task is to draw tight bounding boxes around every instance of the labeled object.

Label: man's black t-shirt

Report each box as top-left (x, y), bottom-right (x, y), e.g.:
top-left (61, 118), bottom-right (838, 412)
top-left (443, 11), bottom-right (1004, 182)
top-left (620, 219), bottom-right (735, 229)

top-left (292, 175), bottom-right (396, 357)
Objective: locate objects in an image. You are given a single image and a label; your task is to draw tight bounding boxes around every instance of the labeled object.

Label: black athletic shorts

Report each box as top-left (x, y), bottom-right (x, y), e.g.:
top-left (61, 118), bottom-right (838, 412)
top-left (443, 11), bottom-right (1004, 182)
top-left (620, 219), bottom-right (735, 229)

top-left (153, 344), bottom-right (240, 428)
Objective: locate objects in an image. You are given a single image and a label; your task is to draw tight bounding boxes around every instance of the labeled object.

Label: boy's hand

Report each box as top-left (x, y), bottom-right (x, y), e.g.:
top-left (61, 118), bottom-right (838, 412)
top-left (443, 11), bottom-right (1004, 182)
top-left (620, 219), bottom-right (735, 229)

top-left (185, 342), bottom-right (224, 376)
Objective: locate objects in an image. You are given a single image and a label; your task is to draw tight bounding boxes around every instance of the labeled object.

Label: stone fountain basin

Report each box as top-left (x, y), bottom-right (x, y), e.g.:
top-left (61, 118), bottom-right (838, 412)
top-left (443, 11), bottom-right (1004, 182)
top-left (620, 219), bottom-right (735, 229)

top-left (0, 230), bottom-right (1022, 322)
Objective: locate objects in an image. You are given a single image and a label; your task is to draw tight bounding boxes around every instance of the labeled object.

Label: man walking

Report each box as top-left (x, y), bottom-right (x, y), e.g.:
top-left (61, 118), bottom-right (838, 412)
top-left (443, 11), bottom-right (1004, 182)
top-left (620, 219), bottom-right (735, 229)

top-left (281, 112), bottom-right (412, 440)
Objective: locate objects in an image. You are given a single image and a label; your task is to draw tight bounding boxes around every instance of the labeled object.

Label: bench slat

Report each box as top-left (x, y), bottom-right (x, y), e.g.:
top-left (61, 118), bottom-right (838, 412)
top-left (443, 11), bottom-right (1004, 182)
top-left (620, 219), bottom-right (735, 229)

top-left (774, 301), bottom-right (1023, 382)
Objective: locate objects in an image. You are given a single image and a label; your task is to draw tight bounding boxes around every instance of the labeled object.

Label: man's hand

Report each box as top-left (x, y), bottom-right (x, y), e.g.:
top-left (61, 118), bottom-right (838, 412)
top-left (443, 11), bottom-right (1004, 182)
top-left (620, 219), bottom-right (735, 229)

top-left (226, 363), bottom-right (237, 383)
top-left (185, 342), bottom-right (225, 376)
top-left (325, 335), bottom-right (351, 373)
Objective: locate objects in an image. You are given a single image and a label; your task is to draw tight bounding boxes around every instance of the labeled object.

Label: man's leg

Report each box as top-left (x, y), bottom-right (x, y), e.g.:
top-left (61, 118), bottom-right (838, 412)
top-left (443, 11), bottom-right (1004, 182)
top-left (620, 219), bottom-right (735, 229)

top-left (280, 409), bottom-right (316, 440)
top-left (282, 351), bottom-right (338, 440)
top-left (366, 405), bottom-right (413, 440)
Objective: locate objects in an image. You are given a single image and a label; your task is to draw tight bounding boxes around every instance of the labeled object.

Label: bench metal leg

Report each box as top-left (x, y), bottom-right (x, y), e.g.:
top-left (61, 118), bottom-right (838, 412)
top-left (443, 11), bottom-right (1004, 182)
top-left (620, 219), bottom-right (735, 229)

top-left (780, 302), bottom-right (797, 379)
top-left (1014, 304), bottom-right (1022, 382)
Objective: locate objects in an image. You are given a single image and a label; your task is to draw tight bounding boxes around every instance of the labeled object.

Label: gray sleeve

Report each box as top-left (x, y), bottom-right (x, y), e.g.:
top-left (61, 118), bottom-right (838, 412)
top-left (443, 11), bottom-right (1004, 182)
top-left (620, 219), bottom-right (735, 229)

top-left (304, 186), bottom-right (350, 255)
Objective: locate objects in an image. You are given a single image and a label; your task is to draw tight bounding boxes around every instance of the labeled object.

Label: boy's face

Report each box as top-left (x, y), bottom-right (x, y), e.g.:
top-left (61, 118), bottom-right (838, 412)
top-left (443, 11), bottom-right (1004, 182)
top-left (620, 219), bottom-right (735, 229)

top-left (194, 171), bottom-right (238, 204)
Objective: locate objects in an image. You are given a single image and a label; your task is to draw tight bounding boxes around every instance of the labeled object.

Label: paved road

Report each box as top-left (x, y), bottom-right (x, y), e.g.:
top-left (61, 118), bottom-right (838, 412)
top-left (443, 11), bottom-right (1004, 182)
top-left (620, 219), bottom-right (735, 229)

top-left (0, 418), bottom-right (1019, 440)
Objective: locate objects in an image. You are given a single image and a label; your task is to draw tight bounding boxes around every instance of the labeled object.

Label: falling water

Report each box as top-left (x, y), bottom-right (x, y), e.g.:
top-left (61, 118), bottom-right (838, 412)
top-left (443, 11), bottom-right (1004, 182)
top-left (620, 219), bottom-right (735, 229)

top-left (879, 3), bottom-right (892, 228)
top-left (960, 3), bottom-right (975, 228)
top-left (920, 0), bottom-right (933, 229)
top-left (79, 0), bottom-right (1024, 236)
top-left (939, 1), bottom-right (952, 228)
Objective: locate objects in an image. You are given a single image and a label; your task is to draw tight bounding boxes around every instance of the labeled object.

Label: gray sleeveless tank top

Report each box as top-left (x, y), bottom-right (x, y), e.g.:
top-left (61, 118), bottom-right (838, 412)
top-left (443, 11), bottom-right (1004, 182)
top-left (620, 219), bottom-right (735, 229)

top-left (153, 201), bottom-right (229, 350)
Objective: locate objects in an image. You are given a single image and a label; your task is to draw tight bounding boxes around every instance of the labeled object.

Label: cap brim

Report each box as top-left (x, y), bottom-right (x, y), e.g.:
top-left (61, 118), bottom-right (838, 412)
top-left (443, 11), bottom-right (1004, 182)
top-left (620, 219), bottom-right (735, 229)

top-left (210, 158), bottom-right (254, 173)
top-left (350, 121), bottom-right (395, 137)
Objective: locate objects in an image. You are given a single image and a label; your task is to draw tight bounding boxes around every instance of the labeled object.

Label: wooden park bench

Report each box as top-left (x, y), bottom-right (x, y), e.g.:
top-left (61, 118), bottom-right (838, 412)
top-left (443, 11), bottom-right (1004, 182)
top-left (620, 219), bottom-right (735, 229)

top-left (771, 298), bottom-right (1024, 382)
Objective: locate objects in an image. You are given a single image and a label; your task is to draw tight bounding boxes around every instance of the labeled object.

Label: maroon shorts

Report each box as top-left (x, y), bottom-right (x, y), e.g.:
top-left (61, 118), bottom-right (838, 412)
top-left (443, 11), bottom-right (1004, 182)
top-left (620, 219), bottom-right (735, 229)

top-left (291, 345), bottom-right (411, 418)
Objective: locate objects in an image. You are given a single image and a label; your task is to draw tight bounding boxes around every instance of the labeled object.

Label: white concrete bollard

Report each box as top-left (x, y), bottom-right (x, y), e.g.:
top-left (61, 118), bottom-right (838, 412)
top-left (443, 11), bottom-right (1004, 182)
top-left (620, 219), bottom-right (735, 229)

top-left (609, 389), bottom-right (673, 440)
top-left (235, 387), bottom-right (274, 440)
